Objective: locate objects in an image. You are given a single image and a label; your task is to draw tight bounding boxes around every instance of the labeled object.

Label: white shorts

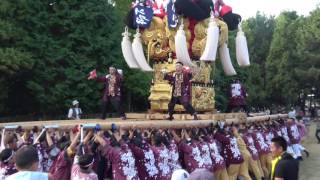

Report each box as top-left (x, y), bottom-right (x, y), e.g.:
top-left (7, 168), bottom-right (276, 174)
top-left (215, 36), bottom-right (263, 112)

top-left (291, 144), bottom-right (302, 158)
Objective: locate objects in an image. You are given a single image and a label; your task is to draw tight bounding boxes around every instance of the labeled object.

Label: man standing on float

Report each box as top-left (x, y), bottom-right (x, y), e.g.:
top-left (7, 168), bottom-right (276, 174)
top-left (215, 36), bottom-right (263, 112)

top-left (163, 62), bottom-right (198, 120)
top-left (88, 67), bottom-right (126, 120)
top-left (227, 79), bottom-right (250, 116)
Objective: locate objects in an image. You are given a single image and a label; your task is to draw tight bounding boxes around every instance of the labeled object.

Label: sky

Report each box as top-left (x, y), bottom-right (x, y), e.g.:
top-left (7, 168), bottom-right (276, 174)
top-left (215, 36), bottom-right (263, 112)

top-left (226, 0), bottom-right (319, 19)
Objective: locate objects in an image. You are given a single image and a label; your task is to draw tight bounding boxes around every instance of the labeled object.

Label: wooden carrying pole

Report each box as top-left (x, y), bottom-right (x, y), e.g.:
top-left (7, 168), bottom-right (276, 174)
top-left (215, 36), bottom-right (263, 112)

top-left (0, 114), bottom-right (288, 130)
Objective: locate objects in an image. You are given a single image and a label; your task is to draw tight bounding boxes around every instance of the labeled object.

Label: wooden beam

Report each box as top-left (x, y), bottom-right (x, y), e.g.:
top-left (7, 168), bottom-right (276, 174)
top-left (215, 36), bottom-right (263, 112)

top-left (0, 114), bottom-right (288, 130)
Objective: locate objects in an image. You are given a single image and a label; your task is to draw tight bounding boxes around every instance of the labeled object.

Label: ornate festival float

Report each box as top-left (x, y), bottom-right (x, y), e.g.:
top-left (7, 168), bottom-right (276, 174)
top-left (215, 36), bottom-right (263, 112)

top-left (0, 0), bottom-right (289, 135)
top-left (121, 0), bottom-right (250, 114)
top-left (0, 0), bottom-right (260, 130)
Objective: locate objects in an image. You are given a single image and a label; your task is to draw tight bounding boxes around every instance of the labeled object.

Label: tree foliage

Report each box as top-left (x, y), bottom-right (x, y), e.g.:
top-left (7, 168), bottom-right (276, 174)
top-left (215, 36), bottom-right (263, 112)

top-left (0, 0), bottom-right (150, 117)
top-left (241, 12), bottom-right (275, 108)
top-left (0, 0), bottom-right (34, 112)
top-left (295, 8), bottom-right (320, 95)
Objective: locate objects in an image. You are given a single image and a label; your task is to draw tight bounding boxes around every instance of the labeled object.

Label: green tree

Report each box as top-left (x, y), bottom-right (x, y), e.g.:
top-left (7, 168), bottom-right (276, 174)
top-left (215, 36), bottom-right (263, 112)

top-left (0, 1), bottom-right (34, 113)
top-left (115, 0), bottom-right (132, 16)
top-left (0, 0), bottom-right (151, 117)
top-left (294, 8), bottom-right (320, 107)
top-left (266, 11), bottom-right (300, 106)
top-left (241, 12), bottom-right (275, 108)
top-left (20, 0), bottom-right (123, 115)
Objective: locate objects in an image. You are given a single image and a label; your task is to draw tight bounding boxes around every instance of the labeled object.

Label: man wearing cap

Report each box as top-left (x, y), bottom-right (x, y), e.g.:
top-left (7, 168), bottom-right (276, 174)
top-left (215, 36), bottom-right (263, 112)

top-left (163, 62), bottom-right (198, 120)
top-left (88, 67), bottom-right (126, 120)
top-left (67, 100), bottom-right (82, 120)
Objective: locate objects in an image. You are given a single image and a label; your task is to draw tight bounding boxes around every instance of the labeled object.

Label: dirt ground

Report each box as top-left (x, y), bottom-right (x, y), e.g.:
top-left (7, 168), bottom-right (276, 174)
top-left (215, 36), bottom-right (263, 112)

top-left (299, 122), bottom-right (320, 180)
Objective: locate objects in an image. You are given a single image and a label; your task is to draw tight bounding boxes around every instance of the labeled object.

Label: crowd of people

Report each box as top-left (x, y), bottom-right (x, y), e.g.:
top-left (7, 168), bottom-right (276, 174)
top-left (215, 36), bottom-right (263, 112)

top-left (0, 116), bottom-right (308, 180)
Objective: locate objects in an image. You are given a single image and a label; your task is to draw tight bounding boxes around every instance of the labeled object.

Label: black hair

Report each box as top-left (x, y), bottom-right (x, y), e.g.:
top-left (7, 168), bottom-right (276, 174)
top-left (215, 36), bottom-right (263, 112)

top-left (90, 141), bottom-right (99, 153)
top-left (0, 148), bottom-right (13, 163)
top-left (205, 126), bottom-right (212, 134)
top-left (57, 135), bottom-right (68, 144)
top-left (121, 130), bottom-right (130, 142)
top-left (271, 136), bottom-right (287, 151)
top-left (16, 126), bottom-right (23, 134)
top-left (278, 119), bottom-right (285, 125)
top-left (176, 61), bottom-right (184, 66)
top-left (32, 126), bottom-right (39, 133)
top-left (152, 132), bottom-right (162, 147)
top-left (78, 154), bottom-right (94, 170)
top-left (59, 141), bottom-right (71, 150)
top-left (110, 135), bottom-right (120, 147)
top-left (15, 146), bottom-right (39, 169)
top-left (57, 135), bottom-right (70, 150)
top-left (288, 118), bottom-right (296, 122)
top-left (143, 131), bottom-right (150, 139)
top-left (190, 129), bottom-right (199, 141)
top-left (164, 130), bottom-right (173, 141)
top-left (161, 134), bottom-right (170, 147)
top-left (198, 128), bottom-right (208, 138)
top-left (133, 129), bottom-right (141, 137)
top-left (104, 131), bottom-right (112, 138)
top-left (132, 130), bottom-right (144, 148)
top-left (38, 131), bottom-right (46, 142)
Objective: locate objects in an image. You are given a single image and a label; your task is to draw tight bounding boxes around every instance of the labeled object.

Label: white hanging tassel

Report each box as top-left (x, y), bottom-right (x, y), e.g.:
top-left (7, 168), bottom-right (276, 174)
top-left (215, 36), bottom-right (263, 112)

top-left (174, 19), bottom-right (195, 67)
top-left (132, 28), bottom-right (153, 72)
top-left (219, 43), bottom-right (237, 76)
top-left (121, 27), bottom-right (140, 69)
top-left (236, 25), bottom-right (250, 67)
top-left (200, 17), bottom-right (219, 61)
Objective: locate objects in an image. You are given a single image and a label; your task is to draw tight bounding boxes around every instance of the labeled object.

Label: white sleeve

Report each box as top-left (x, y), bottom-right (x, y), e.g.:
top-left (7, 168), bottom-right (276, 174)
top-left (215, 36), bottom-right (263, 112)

top-left (68, 108), bottom-right (73, 118)
top-left (32, 133), bottom-right (38, 144)
top-left (0, 129), bottom-right (5, 151)
top-left (74, 155), bottom-right (79, 165)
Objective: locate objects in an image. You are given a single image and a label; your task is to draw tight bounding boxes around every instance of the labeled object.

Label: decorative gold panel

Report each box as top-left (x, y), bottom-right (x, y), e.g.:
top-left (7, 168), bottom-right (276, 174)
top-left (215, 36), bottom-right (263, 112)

top-left (149, 60), bottom-right (215, 112)
top-left (191, 85), bottom-right (215, 111)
